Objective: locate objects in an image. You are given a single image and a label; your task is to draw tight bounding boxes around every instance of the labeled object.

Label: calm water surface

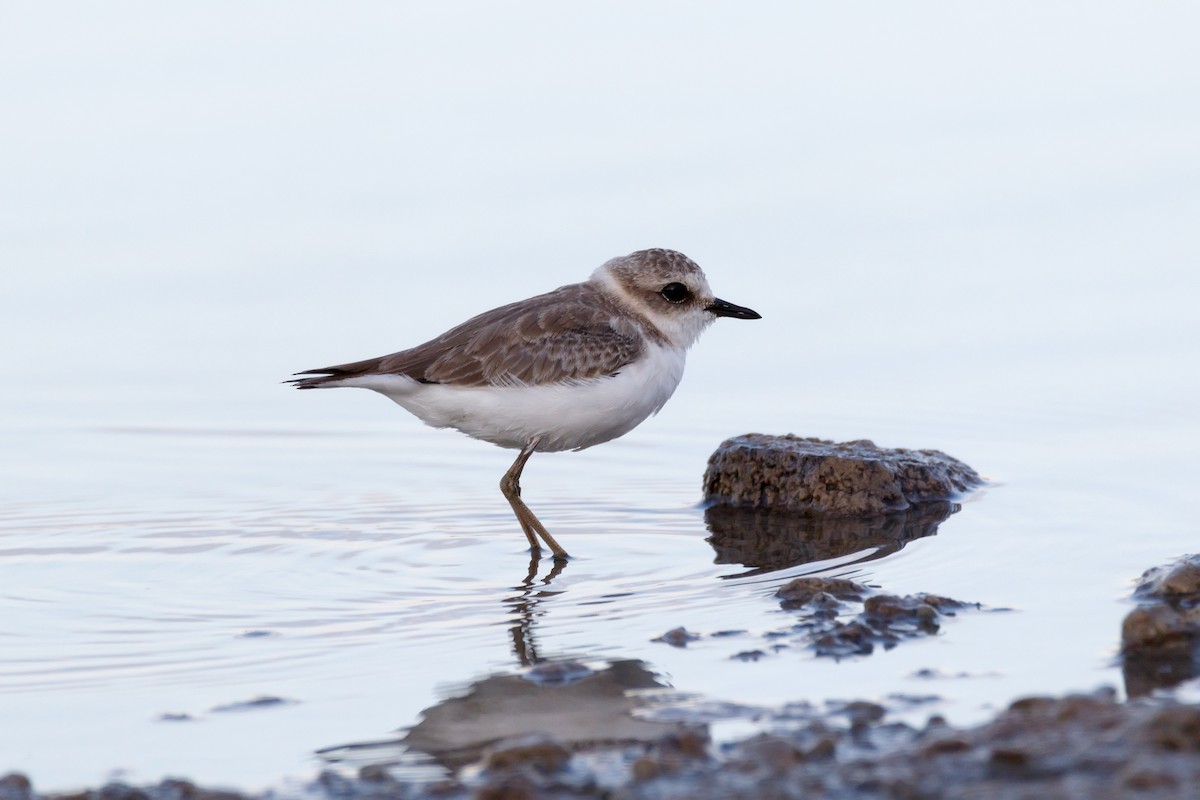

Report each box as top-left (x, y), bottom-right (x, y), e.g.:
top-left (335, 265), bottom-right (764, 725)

top-left (2, 1), bottom-right (1199, 791)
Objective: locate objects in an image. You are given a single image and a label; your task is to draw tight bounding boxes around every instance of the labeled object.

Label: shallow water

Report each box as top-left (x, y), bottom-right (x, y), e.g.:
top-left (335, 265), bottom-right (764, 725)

top-left (4, 384), bottom-right (1197, 788)
top-left (3, 1), bottom-right (1200, 792)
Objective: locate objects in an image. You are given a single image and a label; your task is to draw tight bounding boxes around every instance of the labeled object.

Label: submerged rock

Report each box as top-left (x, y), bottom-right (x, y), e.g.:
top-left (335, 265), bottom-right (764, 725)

top-left (775, 577), bottom-right (868, 609)
top-left (772, 577), bottom-right (981, 658)
top-left (653, 627), bottom-right (701, 648)
top-left (703, 435), bottom-right (982, 514)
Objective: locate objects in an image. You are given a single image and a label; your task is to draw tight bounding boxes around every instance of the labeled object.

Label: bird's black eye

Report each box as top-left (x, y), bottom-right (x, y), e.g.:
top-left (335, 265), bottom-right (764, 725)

top-left (660, 282), bottom-right (690, 304)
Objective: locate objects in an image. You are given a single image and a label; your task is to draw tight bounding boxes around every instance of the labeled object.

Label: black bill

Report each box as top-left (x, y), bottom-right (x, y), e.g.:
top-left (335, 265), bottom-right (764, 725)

top-left (706, 297), bottom-right (762, 320)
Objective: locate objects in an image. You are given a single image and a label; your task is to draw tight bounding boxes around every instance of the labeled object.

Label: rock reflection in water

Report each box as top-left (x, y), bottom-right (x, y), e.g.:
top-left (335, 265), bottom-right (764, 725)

top-left (704, 502), bottom-right (958, 578)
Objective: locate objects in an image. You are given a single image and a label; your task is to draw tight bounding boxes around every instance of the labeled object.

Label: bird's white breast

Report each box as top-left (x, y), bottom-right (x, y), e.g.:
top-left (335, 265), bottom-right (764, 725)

top-left (347, 343), bottom-right (688, 452)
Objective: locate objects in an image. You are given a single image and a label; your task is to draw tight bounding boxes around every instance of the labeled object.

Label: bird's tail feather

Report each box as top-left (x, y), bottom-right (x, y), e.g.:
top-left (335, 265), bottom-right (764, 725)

top-left (286, 369), bottom-right (356, 389)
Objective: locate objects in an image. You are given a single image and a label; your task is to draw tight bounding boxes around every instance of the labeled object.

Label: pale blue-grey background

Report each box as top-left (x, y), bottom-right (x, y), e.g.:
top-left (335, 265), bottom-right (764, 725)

top-left (2, 2), bottom-right (1198, 790)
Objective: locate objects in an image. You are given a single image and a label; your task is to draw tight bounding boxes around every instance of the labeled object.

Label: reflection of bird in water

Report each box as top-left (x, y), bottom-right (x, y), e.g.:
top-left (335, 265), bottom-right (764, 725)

top-left (401, 660), bottom-right (675, 772)
top-left (319, 556), bottom-right (680, 778)
top-left (316, 659), bottom-right (677, 775)
top-left (316, 551), bottom-right (689, 777)
top-left (705, 502), bottom-right (959, 578)
top-left (507, 554), bottom-right (567, 666)
top-left (291, 249), bottom-right (759, 559)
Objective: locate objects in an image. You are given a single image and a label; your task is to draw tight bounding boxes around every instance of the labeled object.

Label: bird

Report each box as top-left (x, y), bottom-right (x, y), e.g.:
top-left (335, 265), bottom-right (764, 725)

top-left (290, 248), bottom-right (761, 560)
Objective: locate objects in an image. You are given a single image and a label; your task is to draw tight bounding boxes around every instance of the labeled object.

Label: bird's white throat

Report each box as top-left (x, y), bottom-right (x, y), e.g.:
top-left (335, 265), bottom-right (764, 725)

top-left (589, 265), bottom-right (716, 351)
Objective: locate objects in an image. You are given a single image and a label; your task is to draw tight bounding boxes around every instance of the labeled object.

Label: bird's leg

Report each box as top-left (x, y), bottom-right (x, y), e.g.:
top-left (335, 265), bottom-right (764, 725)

top-left (500, 438), bottom-right (543, 553)
top-left (499, 437), bottom-right (569, 560)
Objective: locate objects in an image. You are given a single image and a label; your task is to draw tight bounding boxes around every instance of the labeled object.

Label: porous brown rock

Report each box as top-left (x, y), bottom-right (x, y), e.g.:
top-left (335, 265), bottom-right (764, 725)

top-left (1122, 554), bottom-right (1200, 697)
top-left (1134, 555), bottom-right (1200, 602)
top-left (703, 435), bottom-right (982, 514)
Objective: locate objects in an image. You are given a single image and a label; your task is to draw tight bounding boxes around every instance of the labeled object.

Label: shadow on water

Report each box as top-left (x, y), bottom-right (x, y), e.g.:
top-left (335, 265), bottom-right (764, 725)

top-left (704, 502), bottom-right (960, 579)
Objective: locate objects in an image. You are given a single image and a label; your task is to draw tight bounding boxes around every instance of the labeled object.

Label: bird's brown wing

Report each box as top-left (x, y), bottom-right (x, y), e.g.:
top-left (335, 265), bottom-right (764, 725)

top-left (292, 283), bottom-right (646, 388)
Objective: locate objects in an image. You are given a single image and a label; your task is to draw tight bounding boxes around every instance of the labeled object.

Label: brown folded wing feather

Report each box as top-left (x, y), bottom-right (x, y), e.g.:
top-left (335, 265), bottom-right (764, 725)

top-left (292, 283), bottom-right (648, 388)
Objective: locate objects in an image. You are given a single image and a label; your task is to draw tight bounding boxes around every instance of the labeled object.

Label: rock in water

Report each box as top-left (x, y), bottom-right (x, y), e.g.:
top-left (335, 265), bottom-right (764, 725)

top-left (703, 435), bottom-right (982, 514)
top-left (1122, 554), bottom-right (1200, 697)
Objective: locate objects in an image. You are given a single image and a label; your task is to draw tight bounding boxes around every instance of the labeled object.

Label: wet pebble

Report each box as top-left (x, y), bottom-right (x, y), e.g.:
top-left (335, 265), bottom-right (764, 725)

top-left (652, 627), bottom-right (700, 648)
top-left (775, 577), bottom-right (867, 609)
top-left (236, 630), bottom-right (277, 639)
top-left (626, 728), bottom-right (710, 784)
top-left (838, 701), bottom-right (886, 727)
top-left (209, 696), bottom-right (296, 713)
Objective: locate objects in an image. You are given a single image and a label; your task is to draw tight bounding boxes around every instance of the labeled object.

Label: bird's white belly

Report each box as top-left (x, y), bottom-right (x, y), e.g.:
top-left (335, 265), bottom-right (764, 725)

top-left (351, 344), bottom-right (687, 452)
